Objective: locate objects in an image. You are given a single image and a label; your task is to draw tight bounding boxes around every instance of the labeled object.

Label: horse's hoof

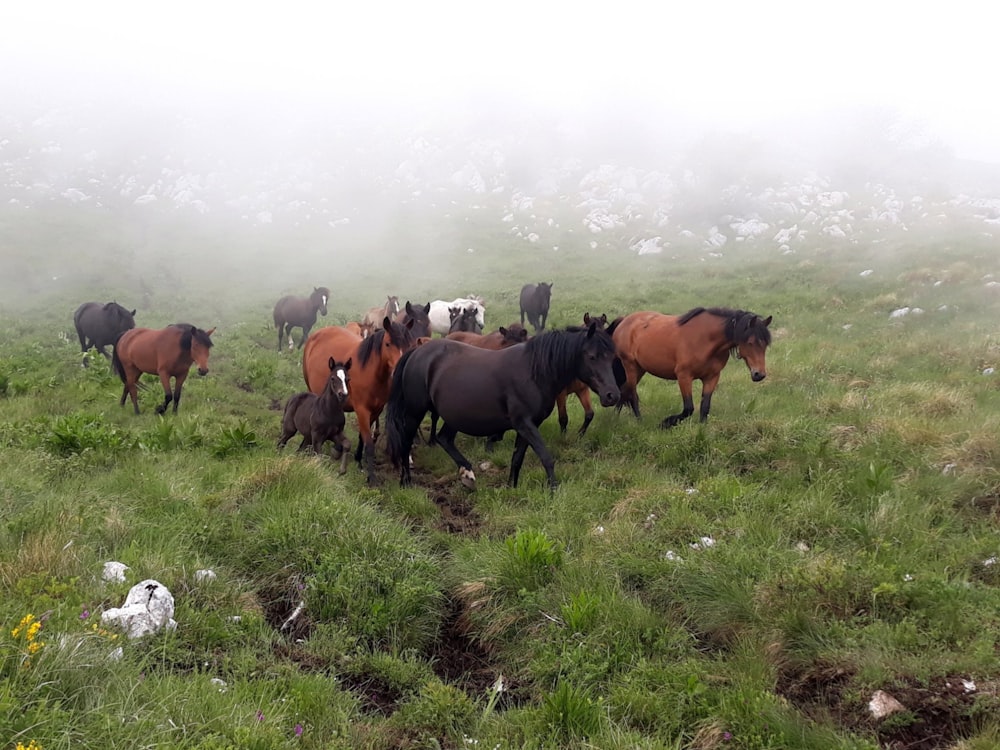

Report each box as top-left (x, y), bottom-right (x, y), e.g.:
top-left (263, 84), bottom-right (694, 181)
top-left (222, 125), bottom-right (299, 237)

top-left (459, 467), bottom-right (476, 490)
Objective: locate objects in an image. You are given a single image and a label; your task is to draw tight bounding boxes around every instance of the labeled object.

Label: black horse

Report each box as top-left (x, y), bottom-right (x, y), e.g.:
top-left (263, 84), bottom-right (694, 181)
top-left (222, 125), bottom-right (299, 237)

top-left (448, 305), bottom-right (483, 334)
top-left (519, 282), bottom-right (553, 332)
top-left (277, 357), bottom-right (353, 474)
top-left (386, 321), bottom-right (620, 490)
top-left (395, 301), bottom-right (433, 339)
top-left (73, 301), bottom-right (136, 364)
top-left (273, 287), bottom-right (330, 351)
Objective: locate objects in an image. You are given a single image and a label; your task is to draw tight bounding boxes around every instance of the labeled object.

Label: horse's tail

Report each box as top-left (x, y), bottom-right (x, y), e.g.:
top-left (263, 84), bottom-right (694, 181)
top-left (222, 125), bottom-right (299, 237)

top-left (385, 347), bottom-right (419, 468)
top-left (111, 345), bottom-right (126, 383)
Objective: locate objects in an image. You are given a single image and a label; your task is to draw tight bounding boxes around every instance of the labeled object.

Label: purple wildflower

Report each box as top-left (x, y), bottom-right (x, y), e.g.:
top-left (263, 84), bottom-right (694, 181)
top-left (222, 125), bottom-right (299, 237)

top-left (80, 609), bottom-right (90, 620)
top-left (294, 723), bottom-right (303, 737)
top-left (256, 710), bottom-right (265, 722)
top-left (723, 731), bottom-right (732, 741)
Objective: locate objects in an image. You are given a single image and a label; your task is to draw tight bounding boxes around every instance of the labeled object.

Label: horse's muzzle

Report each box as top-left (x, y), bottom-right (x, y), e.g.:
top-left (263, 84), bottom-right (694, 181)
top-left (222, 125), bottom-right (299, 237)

top-left (197, 368), bottom-right (209, 377)
top-left (599, 388), bottom-right (620, 407)
top-left (751, 371), bottom-right (766, 382)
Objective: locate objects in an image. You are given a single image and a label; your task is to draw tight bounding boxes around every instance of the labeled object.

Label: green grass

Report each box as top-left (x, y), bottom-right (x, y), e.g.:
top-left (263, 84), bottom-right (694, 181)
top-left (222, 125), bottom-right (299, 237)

top-left (2, 211), bottom-right (1000, 749)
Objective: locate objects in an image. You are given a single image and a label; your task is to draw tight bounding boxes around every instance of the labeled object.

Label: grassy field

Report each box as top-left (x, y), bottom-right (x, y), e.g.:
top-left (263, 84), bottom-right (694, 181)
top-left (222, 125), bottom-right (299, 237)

top-left (2, 209), bottom-right (1000, 749)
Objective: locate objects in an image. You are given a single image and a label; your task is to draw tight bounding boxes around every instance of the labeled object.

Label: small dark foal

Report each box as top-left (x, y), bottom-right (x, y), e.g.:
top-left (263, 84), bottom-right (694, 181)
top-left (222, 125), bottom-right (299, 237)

top-left (277, 357), bottom-right (352, 473)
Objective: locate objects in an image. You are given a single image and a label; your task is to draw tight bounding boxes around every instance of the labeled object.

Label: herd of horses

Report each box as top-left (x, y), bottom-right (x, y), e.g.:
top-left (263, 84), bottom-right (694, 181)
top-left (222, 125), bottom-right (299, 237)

top-left (72, 282), bottom-right (772, 490)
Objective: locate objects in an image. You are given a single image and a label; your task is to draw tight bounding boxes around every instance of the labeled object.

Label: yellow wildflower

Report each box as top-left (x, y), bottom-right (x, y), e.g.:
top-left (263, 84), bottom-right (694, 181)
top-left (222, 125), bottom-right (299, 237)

top-left (16, 740), bottom-right (43, 750)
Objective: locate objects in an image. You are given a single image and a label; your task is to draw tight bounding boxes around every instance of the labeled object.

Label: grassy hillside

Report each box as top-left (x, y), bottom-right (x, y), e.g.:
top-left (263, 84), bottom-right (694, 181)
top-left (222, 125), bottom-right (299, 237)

top-left (2, 215), bottom-right (1000, 749)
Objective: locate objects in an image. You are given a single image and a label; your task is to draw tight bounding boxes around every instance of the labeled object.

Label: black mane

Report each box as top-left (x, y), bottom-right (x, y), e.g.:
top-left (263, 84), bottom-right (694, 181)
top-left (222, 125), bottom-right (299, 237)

top-left (357, 321), bottom-right (414, 368)
top-left (171, 323), bottom-right (215, 351)
top-left (677, 307), bottom-right (771, 346)
top-left (526, 325), bottom-right (615, 384)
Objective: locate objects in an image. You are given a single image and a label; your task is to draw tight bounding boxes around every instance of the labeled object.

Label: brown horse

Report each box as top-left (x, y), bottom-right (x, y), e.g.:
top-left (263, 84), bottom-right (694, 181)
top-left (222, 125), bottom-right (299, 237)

top-left (273, 287), bottom-right (330, 350)
top-left (361, 296), bottom-right (400, 337)
top-left (112, 324), bottom-right (215, 414)
top-left (612, 306), bottom-right (772, 428)
top-left (446, 323), bottom-right (528, 349)
top-left (302, 317), bottom-right (416, 484)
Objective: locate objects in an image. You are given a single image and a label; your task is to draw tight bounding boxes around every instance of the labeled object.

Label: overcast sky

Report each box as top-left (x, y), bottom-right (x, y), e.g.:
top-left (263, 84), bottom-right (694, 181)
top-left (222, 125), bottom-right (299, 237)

top-left (4, 1), bottom-right (998, 163)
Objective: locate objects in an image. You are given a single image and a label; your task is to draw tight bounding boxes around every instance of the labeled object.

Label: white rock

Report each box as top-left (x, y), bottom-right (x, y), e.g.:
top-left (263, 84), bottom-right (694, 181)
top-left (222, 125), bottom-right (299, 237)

top-left (102, 561), bottom-right (129, 582)
top-left (101, 579), bottom-right (176, 639)
top-left (868, 690), bottom-right (906, 718)
top-left (194, 569), bottom-right (217, 583)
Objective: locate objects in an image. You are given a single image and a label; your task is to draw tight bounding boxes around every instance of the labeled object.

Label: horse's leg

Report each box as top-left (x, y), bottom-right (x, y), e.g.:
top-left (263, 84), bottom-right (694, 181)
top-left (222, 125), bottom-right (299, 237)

top-left (576, 389), bottom-right (595, 437)
top-left (698, 373), bottom-right (720, 422)
top-left (435, 423), bottom-right (477, 489)
top-left (556, 391), bottom-right (569, 433)
top-left (155, 371), bottom-right (174, 415)
top-left (662, 372), bottom-right (696, 428)
top-left (484, 431), bottom-right (505, 452)
top-left (96, 345), bottom-right (111, 359)
top-left (520, 307), bottom-right (526, 327)
top-left (298, 325), bottom-right (310, 349)
top-left (277, 322), bottom-right (284, 351)
top-left (335, 433), bottom-right (351, 475)
top-left (427, 410), bottom-right (439, 445)
top-left (616, 362), bottom-right (644, 419)
top-left (509, 419), bottom-right (558, 490)
top-left (355, 407), bottom-right (380, 485)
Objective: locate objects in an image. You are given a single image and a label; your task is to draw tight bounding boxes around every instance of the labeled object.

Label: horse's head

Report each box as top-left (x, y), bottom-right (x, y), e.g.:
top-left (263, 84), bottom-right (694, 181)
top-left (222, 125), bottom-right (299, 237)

top-left (105, 302), bottom-right (137, 331)
top-left (381, 316), bottom-right (416, 370)
top-left (313, 287), bottom-right (330, 317)
top-left (402, 301), bottom-right (432, 338)
top-left (326, 356), bottom-right (351, 402)
top-left (189, 326), bottom-right (215, 376)
top-left (500, 323), bottom-right (529, 345)
top-left (449, 306), bottom-right (482, 334)
top-left (538, 282), bottom-right (553, 302)
top-left (386, 295), bottom-right (400, 317)
top-left (583, 312), bottom-right (608, 330)
top-left (734, 314), bottom-right (772, 382)
top-left (578, 322), bottom-right (620, 407)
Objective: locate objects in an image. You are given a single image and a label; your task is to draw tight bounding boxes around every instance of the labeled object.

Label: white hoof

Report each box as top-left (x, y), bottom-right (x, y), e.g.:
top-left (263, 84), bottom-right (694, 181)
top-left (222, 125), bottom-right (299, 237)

top-left (459, 467), bottom-right (476, 490)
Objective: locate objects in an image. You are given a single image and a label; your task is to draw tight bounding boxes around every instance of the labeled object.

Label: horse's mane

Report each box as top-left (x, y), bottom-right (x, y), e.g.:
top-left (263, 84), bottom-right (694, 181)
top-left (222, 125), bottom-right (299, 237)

top-left (171, 323), bottom-right (215, 351)
top-left (677, 307), bottom-right (772, 346)
top-left (526, 325), bottom-right (615, 384)
top-left (357, 321), bottom-right (414, 368)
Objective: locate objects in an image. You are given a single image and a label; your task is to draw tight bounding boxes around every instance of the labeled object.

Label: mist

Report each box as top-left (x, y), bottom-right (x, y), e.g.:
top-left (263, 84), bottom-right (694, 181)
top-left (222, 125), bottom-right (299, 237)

top-left (3, 1), bottom-right (999, 315)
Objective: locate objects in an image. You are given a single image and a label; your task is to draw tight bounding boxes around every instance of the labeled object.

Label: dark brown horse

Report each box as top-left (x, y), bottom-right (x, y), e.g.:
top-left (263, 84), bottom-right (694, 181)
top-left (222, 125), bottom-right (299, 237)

top-left (278, 357), bottom-right (353, 474)
top-left (385, 322), bottom-right (620, 491)
top-left (273, 287), bottom-right (330, 350)
top-left (302, 318), bottom-right (416, 484)
top-left (519, 282), bottom-right (553, 332)
top-left (612, 306), bottom-right (772, 428)
top-left (555, 313), bottom-right (615, 436)
top-left (112, 324), bottom-right (215, 414)
top-left (73, 301), bottom-right (136, 364)
top-left (447, 305), bottom-right (483, 334)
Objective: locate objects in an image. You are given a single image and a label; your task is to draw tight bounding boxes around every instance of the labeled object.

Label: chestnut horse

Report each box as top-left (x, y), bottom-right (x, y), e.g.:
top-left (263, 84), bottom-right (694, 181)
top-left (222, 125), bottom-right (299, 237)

top-left (273, 287), bottom-right (330, 350)
top-left (385, 321), bottom-right (620, 491)
top-left (446, 323), bottom-right (528, 349)
top-left (612, 306), bottom-right (772, 428)
top-left (112, 324), bottom-right (215, 414)
top-left (302, 317), bottom-right (416, 484)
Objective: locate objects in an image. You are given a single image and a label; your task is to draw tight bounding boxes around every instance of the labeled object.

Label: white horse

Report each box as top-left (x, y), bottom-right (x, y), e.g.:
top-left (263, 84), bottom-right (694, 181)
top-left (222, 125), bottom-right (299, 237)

top-left (428, 295), bottom-right (485, 336)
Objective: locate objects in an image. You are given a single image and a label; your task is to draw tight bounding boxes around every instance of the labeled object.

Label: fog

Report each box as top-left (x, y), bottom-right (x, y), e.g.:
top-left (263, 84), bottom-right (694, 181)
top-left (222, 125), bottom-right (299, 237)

top-left (3, 1), bottom-right (1000, 311)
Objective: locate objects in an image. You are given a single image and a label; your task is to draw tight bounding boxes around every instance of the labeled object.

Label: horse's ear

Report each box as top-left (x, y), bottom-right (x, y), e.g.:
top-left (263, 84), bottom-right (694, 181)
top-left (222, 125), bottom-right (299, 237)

top-left (314, 287), bottom-right (319, 292)
top-left (205, 327), bottom-right (216, 336)
top-left (383, 316), bottom-right (392, 331)
top-left (600, 313), bottom-right (608, 325)
top-left (405, 301), bottom-right (413, 315)
top-left (328, 356), bottom-right (336, 371)
top-left (130, 309), bottom-right (136, 316)
top-left (583, 313), bottom-right (591, 324)
top-left (499, 326), bottom-right (508, 335)
top-left (423, 302), bottom-right (430, 313)
top-left (606, 317), bottom-right (621, 336)
top-left (763, 315), bottom-right (773, 327)
top-left (344, 357), bottom-right (352, 370)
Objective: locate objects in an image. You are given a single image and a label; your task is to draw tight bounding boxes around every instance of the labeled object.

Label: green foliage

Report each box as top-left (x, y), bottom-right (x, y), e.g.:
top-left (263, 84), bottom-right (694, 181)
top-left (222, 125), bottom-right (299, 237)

top-left (498, 529), bottom-right (564, 593)
top-left (42, 412), bottom-right (133, 456)
top-left (541, 681), bottom-right (605, 740)
top-left (211, 421), bottom-right (259, 457)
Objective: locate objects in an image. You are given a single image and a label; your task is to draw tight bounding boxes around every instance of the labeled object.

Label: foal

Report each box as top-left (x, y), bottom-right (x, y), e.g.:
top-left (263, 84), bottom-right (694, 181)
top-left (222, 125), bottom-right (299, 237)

top-left (277, 357), bottom-right (352, 473)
